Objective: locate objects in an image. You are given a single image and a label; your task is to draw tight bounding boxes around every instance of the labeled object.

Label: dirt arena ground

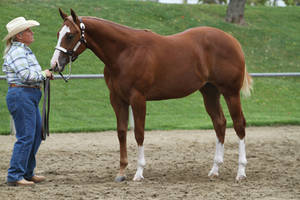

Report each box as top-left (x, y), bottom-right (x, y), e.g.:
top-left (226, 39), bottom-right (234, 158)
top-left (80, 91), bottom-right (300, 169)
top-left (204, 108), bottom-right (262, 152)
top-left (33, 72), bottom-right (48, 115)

top-left (0, 126), bottom-right (299, 200)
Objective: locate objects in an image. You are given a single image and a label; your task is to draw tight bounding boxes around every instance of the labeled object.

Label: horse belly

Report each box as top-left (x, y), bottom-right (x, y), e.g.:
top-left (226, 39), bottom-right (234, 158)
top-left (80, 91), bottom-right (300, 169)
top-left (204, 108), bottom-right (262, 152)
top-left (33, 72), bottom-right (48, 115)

top-left (144, 48), bottom-right (206, 100)
top-left (146, 76), bottom-right (203, 100)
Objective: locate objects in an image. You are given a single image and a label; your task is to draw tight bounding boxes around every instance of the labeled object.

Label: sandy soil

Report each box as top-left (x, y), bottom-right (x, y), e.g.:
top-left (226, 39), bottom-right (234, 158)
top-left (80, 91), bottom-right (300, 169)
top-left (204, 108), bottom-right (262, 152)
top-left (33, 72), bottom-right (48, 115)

top-left (0, 126), bottom-right (299, 200)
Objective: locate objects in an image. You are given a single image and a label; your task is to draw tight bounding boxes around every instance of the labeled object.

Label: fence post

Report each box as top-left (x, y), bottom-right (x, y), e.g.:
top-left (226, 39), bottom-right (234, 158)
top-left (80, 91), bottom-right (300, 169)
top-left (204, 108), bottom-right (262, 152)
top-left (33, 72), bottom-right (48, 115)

top-left (129, 106), bottom-right (134, 130)
top-left (10, 115), bottom-right (16, 135)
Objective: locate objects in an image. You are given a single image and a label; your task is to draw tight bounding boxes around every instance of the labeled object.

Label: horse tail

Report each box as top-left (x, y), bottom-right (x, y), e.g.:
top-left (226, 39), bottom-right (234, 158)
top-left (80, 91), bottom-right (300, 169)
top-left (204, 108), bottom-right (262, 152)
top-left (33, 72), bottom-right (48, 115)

top-left (241, 66), bottom-right (253, 97)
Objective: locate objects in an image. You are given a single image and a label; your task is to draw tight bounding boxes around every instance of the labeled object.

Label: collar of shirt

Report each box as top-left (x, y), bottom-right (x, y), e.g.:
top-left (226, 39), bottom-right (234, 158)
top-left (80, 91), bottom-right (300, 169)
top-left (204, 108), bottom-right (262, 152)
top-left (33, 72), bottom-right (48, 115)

top-left (11, 41), bottom-right (31, 52)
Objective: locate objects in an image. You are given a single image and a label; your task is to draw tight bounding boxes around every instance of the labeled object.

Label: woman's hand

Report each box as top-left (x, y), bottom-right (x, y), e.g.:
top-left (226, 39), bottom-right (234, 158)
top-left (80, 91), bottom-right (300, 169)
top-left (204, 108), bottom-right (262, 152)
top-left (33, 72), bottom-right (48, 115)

top-left (44, 69), bottom-right (54, 80)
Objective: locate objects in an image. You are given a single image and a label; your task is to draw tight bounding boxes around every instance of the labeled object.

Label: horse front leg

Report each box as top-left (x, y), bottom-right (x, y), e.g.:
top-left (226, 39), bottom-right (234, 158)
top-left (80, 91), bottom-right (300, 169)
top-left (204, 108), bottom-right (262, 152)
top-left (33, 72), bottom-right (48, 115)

top-left (130, 91), bottom-right (146, 181)
top-left (110, 92), bottom-right (129, 182)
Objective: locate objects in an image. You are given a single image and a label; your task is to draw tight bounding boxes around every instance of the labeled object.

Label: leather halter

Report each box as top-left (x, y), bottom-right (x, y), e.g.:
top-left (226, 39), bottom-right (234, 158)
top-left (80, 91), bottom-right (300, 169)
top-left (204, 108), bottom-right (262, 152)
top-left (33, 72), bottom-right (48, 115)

top-left (55, 18), bottom-right (87, 62)
top-left (54, 18), bottom-right (87, 81)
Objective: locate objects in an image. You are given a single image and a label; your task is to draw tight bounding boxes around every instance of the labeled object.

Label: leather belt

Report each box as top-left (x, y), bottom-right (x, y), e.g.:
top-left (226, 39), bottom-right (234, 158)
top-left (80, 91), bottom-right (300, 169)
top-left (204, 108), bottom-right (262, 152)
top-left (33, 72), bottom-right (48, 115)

top-left (10, 83), bottom-right (41, 89)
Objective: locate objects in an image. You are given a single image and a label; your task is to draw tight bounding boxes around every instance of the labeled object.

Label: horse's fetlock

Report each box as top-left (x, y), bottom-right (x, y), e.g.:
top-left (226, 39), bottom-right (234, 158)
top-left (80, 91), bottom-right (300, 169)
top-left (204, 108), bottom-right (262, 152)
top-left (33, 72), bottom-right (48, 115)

top-left (239, 159), bottom-right (247, 166)
top-left (138, 159), bottom-right (146, 167)
top-left (214, 157), bottom-right (223, 165)
top-left (120, 160), bottom-right (128, 168)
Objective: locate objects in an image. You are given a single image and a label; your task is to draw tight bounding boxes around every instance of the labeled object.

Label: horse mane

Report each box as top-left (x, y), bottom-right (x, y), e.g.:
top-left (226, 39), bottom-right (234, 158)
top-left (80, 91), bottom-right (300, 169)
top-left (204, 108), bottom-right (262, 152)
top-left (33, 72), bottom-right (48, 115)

top-left (84, 16), bottom-right (153, 34)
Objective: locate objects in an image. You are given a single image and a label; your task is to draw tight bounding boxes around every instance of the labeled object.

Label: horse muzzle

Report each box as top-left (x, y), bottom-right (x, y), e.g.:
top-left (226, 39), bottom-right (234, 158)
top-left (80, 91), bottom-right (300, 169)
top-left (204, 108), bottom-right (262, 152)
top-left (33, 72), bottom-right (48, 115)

top-left (51, 63), bottom-right (64, 72)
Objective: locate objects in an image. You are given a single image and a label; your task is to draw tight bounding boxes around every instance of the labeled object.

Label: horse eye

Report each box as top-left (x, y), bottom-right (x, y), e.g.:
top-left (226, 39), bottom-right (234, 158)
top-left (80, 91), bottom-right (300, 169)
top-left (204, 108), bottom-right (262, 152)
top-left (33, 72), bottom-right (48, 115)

top-left (66, 34), bottom-right (74, 40)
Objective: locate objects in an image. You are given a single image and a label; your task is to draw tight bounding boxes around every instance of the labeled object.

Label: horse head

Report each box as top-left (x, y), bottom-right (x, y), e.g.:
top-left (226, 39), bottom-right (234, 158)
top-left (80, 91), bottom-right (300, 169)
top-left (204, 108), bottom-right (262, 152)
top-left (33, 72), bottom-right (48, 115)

top-left (50, 8), bottom-right (87, 72)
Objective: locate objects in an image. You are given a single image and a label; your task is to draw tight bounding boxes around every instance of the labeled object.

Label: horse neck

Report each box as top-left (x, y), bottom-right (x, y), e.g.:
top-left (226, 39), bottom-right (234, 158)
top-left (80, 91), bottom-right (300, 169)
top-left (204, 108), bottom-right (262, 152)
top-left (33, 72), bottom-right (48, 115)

top-left (83, 17), bottom-right (135, 65)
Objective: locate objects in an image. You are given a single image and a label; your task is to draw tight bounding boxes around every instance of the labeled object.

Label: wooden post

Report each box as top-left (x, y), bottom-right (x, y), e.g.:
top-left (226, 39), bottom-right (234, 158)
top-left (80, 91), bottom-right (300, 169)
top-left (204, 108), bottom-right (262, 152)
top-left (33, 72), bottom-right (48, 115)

top-left (129, 106), bottom-right (134, 130)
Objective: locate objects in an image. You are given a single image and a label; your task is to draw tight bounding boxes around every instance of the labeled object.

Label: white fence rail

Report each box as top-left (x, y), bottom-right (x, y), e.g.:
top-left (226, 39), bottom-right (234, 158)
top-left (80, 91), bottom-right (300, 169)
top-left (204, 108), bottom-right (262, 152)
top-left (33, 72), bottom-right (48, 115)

top-left (250, 72), bottom-right (300, 77)
top-left (1, 72), bottom-right (300, 134)
top-left (2, 72), bottom-right (300, 81)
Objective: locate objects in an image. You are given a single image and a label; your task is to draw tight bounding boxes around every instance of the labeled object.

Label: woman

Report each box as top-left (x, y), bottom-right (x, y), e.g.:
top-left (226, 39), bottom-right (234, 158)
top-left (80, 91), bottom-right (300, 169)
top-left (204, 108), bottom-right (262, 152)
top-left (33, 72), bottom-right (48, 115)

top-left (2, 17), bottom-right (53, 186)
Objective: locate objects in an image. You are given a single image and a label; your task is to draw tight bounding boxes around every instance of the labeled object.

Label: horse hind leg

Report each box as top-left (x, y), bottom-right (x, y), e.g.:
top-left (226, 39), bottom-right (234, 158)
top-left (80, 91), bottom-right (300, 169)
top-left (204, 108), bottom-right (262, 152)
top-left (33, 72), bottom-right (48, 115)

top-left (200, 83), bottom-right (226, 178)
top-left (224, 93), bottom-right (247, 181)
top-left (130, 91), bottom-right (147, 181)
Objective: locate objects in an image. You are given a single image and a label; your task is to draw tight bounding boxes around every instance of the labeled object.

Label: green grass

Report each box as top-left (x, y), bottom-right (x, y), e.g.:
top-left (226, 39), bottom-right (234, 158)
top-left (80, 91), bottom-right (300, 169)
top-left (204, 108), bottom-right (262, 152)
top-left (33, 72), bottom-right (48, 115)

top-left (0, 0), bottom-right (300, 134)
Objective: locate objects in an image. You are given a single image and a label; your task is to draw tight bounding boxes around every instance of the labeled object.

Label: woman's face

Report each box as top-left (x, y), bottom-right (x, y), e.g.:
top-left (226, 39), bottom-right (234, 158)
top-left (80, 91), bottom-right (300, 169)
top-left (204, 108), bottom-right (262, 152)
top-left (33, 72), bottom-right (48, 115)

top-left (16, 28), bottom-right (34, 46)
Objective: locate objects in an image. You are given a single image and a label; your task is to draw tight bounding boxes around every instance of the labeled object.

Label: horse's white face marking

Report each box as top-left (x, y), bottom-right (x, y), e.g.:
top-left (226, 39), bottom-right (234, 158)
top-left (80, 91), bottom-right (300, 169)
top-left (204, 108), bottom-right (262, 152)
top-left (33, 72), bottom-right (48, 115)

top-left (50, 25), bottom-right (70, 69)
top-left (208, 138), bottom-right (224, 177)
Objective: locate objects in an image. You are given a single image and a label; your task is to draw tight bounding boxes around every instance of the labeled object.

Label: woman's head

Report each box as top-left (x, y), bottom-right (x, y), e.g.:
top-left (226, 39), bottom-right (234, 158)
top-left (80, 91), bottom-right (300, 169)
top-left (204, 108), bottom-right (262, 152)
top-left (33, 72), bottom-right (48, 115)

top-left (3, 17), bottom-right (39, 56)
top-left (15, 28), bottom-right (35, 46)
top-left (3, 17), bottom-right (39, 42)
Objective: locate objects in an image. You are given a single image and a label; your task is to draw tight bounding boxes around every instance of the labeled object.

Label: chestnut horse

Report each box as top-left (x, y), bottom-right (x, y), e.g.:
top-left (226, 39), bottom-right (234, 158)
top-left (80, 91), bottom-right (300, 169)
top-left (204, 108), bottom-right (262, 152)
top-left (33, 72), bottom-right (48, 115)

top-left (51, 9), bottom-right (253, 182)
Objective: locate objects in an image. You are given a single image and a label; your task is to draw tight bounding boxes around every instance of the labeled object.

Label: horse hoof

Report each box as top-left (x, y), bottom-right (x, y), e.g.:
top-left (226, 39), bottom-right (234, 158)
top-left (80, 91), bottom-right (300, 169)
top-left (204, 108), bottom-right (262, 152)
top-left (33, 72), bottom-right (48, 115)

top-left (208, 174), bottom-right (219, 181)
top-left (133, 175), bottom-right (144, 181)
top-left (115, 176), bottom-right (126, 182)
top-left (208, 171), bottom-right (219, 179)
top-left (235, 175), bottom-right (247, 182)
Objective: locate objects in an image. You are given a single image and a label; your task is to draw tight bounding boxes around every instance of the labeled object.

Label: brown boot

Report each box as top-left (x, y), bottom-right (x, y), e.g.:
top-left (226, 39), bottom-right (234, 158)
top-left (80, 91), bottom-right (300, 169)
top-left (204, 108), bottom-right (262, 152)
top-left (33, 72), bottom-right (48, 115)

top-left (7, 179), bottom-right (35, 186)
top-left (27, 175), bottom-right (46, 183)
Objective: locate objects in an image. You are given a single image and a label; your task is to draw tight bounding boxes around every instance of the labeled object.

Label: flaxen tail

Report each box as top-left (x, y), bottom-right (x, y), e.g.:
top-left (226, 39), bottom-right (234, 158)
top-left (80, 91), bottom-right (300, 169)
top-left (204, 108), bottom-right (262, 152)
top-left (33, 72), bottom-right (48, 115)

top-left (241, 67), bottom-right (253, 97)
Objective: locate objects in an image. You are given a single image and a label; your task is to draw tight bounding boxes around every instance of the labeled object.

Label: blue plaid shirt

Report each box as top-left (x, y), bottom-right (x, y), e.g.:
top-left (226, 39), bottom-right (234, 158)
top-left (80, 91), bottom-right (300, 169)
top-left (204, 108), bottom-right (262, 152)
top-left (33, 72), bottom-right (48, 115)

top-left (2, 42), bottom-right (46, 87)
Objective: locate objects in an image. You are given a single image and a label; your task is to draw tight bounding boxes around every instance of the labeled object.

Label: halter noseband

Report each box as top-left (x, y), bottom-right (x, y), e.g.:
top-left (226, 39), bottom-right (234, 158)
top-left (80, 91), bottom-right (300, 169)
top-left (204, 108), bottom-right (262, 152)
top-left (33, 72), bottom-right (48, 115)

top-left (54, 18), bottom-right (87, 81)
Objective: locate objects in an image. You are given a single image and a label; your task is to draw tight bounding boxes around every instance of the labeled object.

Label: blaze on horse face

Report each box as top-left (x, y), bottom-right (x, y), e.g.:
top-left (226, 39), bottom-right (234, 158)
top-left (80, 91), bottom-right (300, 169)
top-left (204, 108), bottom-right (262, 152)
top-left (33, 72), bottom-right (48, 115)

top-left (50, 8), bottom-right (86, 72)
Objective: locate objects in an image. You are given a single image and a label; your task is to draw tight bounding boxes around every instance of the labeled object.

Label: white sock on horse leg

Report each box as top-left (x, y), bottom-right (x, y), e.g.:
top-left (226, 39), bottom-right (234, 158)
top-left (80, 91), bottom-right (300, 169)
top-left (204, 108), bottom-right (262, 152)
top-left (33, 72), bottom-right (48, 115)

top-left (236, 138), bottom-right (247, 180)
top-left (208, 138), bottom-right (224, 177)
top-left (133, 145), bottom-right (146, 181)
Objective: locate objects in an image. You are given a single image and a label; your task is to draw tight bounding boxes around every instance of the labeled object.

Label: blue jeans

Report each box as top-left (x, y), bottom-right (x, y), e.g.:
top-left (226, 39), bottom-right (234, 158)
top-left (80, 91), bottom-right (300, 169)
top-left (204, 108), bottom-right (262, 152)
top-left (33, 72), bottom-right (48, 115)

top-left (6, 87), bottom-right (42, 182)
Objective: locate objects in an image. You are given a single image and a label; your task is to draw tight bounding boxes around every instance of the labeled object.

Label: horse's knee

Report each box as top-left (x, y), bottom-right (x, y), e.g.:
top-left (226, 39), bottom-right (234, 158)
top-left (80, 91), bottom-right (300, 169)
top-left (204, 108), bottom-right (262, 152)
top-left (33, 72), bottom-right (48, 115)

top-left (134, 126), bottom-right (145, 145)
top-left (117, 129), bottom-right (127, 141)
top-left (216, 116), bottom-right (226, 129)
top-left (214, 117), bottom-right (226, 143)
top-left (233, 117), bottom-right (246, 139)
top-left (134, 133), bottom-right (144, 146)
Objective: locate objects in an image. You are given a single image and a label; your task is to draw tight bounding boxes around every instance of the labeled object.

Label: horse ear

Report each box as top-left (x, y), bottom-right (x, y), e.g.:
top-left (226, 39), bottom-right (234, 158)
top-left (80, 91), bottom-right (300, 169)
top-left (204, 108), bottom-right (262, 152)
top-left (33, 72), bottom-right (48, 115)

top-left (70, 9), bottom-right (79, 24)
top-left (59, 8), bottom-right (68, 20)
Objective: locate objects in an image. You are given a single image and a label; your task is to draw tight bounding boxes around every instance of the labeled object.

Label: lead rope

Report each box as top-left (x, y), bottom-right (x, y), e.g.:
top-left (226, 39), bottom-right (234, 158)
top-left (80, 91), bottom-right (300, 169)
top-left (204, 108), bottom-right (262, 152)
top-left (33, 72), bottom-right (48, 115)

top-left (41, 78), bottom-right (50, 140)
top-left (55, 57), bottom-right (72, 83)
top-left (41, 66), bottom-right (69, 140)
top-left (64, 56), bottom-right (72, 82)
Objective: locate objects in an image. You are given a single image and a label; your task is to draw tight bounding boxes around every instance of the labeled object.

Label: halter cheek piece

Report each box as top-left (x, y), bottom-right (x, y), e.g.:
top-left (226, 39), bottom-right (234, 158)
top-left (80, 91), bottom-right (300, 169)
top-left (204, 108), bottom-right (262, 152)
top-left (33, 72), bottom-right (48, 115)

top-left (54, 18), bottom-right (87, 81)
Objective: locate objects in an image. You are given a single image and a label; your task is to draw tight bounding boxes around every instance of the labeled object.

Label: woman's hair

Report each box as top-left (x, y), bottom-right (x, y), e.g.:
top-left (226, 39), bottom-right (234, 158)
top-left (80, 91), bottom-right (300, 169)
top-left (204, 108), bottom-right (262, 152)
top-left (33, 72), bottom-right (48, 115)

top-left (3, 36), bottom-right (17, 58)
